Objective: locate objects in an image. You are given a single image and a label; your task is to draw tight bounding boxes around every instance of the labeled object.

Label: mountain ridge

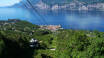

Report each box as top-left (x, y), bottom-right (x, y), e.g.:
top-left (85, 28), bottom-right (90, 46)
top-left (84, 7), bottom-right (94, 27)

top-left (34, 0), bottom-right (104, 11)
top-left (8, 0), bottom-right (104, 11)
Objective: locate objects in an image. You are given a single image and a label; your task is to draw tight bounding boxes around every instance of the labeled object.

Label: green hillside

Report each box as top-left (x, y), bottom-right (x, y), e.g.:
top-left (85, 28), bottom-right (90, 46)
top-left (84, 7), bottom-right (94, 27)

top-left (0, 19), bottom-right (104, 58)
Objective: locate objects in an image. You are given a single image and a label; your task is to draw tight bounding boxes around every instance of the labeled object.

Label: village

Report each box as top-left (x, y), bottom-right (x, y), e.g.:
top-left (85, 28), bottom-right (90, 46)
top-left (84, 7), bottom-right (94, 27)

top-left (0, 19), bottom-right (63, 32)
top-left (40, 25), bottom-right (63, 31)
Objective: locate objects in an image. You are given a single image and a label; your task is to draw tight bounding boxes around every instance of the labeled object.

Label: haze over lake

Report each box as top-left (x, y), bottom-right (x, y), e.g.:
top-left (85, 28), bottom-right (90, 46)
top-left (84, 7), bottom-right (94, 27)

top-left (0, 8), bottom-right (104, 31)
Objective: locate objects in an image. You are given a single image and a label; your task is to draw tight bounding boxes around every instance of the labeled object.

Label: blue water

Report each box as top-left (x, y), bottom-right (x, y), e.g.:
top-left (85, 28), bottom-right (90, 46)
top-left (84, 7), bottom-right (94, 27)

top-left (0, 8), bottom-right (104, 31)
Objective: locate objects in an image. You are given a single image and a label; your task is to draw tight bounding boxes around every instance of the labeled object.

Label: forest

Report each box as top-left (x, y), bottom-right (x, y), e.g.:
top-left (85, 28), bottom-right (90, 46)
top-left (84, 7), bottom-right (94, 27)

top-left (0, 19), bottom-right (104, 58)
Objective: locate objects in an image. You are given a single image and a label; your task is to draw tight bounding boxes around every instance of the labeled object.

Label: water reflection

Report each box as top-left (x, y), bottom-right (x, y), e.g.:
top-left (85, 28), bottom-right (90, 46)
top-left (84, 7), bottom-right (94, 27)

top-left (0, 8), bottom-right (104, 31)
top-left (39, 10), bottom-right (104, 31)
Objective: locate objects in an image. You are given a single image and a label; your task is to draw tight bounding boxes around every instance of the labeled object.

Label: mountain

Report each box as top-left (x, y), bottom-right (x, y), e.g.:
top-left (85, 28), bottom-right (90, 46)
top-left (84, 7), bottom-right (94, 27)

top-left (41, 0), bottom-right (104, 5)
top-left (34, 0), bottom-right (104, 11)
top-left (5, 0), bottom-right (26, 8)
top-left (8, 0), bottom-right (104, 11)
top-left (11, 2), bottom-right (24, 8)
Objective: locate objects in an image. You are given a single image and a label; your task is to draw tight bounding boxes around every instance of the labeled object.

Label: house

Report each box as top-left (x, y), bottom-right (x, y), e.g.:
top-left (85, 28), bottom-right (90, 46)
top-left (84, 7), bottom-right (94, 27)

top-left (29, 38), bottom-right (39, 48)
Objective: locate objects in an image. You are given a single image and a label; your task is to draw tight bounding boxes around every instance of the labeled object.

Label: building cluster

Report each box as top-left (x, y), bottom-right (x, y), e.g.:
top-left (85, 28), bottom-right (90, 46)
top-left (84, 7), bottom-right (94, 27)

top-left (40, 25), bottom-right (62, 31)
top-left (0, 19), bottom-right (20, 25)
top-left (0, 19), bottom-right (20, 30)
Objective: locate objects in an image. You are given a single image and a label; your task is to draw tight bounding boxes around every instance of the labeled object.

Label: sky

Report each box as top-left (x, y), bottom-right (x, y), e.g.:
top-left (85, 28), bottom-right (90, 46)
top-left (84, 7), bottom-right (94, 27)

top-left (0, 0), bottom-right (21, 7)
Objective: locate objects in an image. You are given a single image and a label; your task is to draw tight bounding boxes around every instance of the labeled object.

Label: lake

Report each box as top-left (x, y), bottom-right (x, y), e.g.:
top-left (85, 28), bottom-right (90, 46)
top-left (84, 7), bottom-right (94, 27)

top-left (0, 8), bottom-right (104, 31)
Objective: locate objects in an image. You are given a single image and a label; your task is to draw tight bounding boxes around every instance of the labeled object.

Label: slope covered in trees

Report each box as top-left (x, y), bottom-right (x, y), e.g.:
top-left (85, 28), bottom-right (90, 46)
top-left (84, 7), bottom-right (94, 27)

top-left (0, 19), bottom-right (104, 58)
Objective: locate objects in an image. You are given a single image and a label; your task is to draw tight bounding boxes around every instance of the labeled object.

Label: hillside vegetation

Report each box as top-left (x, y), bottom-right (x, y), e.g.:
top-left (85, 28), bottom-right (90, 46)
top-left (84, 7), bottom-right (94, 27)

top-left (0, 19), bottom-right (104, 58)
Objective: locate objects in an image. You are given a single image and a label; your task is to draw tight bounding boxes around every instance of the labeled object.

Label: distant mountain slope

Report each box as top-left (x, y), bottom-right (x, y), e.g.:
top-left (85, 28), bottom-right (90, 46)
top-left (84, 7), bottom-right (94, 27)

top-left (11, 2), bottom-right (24, 8)
top-left (9, 0), bottom-right (104, 11)
top-left (7, 0), bottom-right (27, 8)
top-left (34, 0), bottom-right (104, 11)
top-left (41, 0), bottom-right (104, 5)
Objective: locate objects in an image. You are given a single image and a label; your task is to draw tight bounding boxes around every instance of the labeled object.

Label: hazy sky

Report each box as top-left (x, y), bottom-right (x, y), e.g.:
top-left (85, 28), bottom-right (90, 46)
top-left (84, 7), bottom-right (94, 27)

top-left (0, 0), bottom-right (21, 7)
